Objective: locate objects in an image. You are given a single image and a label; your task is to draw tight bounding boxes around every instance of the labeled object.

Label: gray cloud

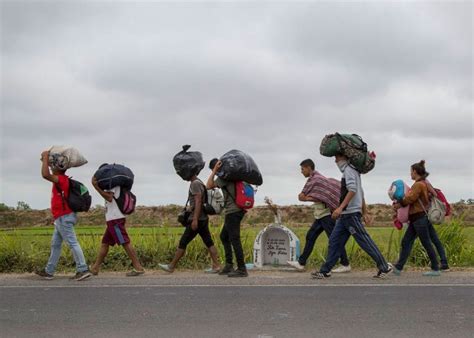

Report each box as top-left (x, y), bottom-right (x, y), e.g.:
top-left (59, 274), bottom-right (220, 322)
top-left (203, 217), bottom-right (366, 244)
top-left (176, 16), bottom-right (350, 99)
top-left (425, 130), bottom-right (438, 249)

top-left (1, 1), bottom-right (472, 209)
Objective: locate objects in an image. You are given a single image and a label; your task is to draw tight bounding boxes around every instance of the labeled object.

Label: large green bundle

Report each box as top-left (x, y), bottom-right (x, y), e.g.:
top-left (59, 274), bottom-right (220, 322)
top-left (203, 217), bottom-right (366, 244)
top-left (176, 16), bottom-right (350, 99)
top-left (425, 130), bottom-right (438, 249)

top-left (320, 133), bottom-right (375, 174)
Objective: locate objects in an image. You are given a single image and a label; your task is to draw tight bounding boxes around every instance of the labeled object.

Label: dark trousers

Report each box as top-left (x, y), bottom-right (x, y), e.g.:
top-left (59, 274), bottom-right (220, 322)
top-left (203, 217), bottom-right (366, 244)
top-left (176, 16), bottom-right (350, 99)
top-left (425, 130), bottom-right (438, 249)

top-left (320, 213), bottom-right (389, 274)
top-left (428, 222), bottom-right (448, 268)
top-left (220, 211), bottom-right (246, 270)
top-left (299, 215), bottom-right (349, 266)
top-left (178, 219), bottom-right (214, 250)
top-left (395, 215), bottom-right (440, 271)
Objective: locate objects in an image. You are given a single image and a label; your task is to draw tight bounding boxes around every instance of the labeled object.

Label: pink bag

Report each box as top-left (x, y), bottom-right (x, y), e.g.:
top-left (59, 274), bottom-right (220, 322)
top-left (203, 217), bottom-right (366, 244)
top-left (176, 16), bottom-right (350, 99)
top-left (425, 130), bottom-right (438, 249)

top-left (395, 204), bottom-right (409, 228)
top-left (388, 180), bottom-right (410, 230)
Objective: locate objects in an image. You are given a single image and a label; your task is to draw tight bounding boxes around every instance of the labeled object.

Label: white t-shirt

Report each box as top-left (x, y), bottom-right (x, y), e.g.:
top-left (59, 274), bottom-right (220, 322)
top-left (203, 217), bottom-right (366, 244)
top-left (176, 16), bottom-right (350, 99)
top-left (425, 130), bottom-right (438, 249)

top-left (105, 187), bottom-right (125, 221)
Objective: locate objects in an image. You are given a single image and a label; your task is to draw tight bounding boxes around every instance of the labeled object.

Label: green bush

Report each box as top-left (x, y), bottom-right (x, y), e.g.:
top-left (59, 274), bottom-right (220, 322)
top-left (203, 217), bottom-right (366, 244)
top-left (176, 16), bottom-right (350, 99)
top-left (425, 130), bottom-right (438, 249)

top-left (0, 203), bottom-right (12, 212)
top-left (16, 201), bottom-right (31, 211)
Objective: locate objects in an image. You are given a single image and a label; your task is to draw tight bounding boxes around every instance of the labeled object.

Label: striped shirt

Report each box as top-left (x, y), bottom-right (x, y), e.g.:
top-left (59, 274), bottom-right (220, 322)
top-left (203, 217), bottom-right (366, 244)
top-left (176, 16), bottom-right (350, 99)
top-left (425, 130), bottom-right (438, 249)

top-left (301, 171), bottom-right (341, 211)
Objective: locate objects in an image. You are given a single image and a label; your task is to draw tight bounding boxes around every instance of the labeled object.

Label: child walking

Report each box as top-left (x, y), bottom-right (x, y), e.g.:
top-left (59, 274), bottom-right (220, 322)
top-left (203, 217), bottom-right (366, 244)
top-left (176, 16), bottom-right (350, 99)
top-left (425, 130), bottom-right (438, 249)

top-left (90, 176), bottom-right (144, 277)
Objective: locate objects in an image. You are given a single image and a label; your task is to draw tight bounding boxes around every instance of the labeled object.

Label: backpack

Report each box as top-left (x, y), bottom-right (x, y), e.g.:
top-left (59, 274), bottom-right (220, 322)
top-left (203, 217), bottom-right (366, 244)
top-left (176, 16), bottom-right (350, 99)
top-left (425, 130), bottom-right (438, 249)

top-left (234, 181), bottom-right (255, 210)
top-left (419, 197), bottom-right (446, 225)
top-left (56, 178), bottom-right (91, 212)
top-left (114, 189), bottom-right (137, 215)
top-left (434, 188), bottom-right (451, 216)
top-left (203, 188), bottom-right (225, 215)
top-left (320, 133), bottom-right (375, 174)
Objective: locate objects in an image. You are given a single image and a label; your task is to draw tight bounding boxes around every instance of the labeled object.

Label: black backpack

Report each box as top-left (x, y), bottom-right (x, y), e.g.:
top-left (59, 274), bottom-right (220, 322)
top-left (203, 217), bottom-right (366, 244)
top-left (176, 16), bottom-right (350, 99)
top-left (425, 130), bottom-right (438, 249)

top-left (56, 178), bottom-right (92, 212)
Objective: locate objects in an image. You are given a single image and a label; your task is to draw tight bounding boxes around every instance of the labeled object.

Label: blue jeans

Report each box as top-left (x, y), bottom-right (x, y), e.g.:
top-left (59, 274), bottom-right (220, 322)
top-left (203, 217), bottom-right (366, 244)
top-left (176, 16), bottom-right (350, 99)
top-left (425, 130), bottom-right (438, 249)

top-left (429, 223), bottom-right (448, 268)
top-left (45, 213), bottom-right (88, 274)
top-left (395, 215), bottom-right (439, 271)
top-left (298, 215), bottom-right (349, 266)
top-left (320, 213), bottom-right (389, 274)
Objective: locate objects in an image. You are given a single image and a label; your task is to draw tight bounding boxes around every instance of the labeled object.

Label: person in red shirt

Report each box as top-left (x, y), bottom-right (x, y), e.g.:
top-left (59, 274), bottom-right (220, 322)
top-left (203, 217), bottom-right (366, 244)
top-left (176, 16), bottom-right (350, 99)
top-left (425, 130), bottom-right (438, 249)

top-left (35, 150), bottom-right (91, 281)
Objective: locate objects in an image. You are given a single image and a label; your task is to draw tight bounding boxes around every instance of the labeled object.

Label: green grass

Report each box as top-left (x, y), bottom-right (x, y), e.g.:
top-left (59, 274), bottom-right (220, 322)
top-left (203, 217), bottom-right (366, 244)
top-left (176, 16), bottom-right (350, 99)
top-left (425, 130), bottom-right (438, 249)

top-left (1, 219), bottom-right (473, 273)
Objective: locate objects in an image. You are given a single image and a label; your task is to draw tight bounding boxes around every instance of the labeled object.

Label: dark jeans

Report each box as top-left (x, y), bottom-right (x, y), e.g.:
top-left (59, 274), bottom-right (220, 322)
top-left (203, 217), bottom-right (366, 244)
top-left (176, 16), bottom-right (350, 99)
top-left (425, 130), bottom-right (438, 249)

top-left (220, 211), bottom-right (246, 270)
top-left (320, 213), bottom-right (389, 274)
top-left (428, 223), bottom-right (448, 268)
top-left (395, 215), bottom-right (439, 271)
top-left (299, 215), bottom-right (349, 266)
top-left (178, 219), bottom-right (214, 250)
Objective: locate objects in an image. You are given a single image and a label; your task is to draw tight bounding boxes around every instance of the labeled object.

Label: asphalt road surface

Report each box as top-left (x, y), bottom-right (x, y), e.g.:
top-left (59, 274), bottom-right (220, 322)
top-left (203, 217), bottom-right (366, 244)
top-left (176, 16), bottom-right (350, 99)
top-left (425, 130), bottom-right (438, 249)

top-left (1, 271), bottom-right (473, 338)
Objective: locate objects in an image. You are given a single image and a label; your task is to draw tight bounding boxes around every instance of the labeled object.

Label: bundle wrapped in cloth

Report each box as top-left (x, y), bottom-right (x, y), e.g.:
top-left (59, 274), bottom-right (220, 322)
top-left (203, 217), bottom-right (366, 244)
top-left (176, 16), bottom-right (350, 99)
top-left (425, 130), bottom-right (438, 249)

top-left (48, 146), bottom-right (88, 171)
top-left (173, 145), bottom-right (205, 181)
top-left (217, 149), bottom-right (263, 186)
top-left (94, 163), bottom-right (134, 190)
top-left (301, 172), bottom-right (340, 211)
top-left (320, 133), bottom-right (376, 174)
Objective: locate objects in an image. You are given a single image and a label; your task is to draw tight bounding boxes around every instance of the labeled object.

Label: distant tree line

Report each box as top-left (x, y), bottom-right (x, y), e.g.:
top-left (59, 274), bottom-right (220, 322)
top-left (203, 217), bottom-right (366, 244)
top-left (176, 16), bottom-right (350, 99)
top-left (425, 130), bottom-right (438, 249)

top-left (0, 201), bottom-right (32, 212)
top-left (0, 198), bottom-right (473, 213)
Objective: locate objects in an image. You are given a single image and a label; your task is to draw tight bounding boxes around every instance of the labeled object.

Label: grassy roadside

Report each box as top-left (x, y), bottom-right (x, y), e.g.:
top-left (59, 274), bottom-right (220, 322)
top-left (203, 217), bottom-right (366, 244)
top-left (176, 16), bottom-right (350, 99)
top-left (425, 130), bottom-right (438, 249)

top-left (1, 219), bottom-right (473, 273)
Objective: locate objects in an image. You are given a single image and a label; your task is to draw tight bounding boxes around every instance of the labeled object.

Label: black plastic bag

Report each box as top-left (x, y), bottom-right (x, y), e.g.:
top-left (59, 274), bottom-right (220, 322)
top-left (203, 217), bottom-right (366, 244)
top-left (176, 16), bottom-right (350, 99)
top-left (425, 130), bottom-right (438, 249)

top-left (217, 149), bottom-right (263, 186)
top-left (173, 145), bottom-right (205, 181)
top-left (94, 163), bottom-right (134, 190)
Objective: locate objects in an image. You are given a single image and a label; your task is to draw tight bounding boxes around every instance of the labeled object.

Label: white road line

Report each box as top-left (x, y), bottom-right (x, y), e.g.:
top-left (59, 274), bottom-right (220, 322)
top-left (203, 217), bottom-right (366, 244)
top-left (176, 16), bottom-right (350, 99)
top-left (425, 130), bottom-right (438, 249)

top-left (0, 283), bottom-right (473, 288)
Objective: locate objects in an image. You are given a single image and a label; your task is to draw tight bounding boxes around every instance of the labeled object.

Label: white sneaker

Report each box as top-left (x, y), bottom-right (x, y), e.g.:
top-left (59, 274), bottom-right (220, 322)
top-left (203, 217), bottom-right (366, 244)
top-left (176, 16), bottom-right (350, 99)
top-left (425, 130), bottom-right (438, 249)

top-left (332, 265), bottom-right (351, 273)
top-left (287, 261), bottom-right (305, 271)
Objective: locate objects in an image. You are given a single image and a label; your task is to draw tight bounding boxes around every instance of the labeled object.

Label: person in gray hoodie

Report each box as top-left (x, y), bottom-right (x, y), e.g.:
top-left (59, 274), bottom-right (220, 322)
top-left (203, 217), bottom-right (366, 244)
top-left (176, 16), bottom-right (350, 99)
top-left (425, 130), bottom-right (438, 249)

top-left (312, 153), bottom-right (392, 279)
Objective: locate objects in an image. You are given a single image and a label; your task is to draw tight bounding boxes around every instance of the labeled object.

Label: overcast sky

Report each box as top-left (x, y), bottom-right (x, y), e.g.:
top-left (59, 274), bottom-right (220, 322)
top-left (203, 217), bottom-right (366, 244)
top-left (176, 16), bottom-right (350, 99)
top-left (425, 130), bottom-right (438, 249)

top-left (1, 1), bottom-right (472, 210)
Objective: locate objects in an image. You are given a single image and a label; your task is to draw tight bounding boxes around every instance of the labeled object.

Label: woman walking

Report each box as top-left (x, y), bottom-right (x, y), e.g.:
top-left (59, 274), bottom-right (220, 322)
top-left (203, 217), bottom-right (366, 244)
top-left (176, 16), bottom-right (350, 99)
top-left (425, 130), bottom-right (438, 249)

top-left (393, 160), bottom-right (441, 276)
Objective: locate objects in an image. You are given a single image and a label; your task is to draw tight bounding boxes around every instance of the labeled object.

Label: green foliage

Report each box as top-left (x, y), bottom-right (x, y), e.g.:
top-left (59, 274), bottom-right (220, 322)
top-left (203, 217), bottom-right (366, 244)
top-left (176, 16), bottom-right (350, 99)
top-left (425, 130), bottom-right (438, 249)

top-left (406, 217), bottom-right (469, 267)
top-left (0, 218), bottom-right (473, 272)
top-left (0, 203), bottom-right (12, 212)
top-left (16, 201), bottom-right (31, 211)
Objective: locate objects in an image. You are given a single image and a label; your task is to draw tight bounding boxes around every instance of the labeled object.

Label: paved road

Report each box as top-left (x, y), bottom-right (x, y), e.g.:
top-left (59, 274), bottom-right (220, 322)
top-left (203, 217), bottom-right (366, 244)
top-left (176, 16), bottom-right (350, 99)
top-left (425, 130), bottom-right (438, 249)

top-left (1, 271), bottom-right (473, 338)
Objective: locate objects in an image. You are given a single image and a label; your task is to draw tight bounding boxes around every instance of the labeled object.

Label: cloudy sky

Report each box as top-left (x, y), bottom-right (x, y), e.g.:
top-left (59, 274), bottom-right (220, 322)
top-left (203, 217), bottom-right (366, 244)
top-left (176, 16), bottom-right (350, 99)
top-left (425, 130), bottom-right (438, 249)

top-left (1, 1), bottom-right (472, 210)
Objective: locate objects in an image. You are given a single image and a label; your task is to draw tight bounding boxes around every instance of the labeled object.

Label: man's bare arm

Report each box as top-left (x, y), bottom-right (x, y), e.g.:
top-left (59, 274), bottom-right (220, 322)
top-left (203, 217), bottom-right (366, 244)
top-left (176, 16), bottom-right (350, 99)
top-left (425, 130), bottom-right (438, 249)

top-left (91, 176), bottom-right (114, 202)
top-left (206, 161), bottom-right (222, 189)
top-left (41, 151), bottom-right (58, 183)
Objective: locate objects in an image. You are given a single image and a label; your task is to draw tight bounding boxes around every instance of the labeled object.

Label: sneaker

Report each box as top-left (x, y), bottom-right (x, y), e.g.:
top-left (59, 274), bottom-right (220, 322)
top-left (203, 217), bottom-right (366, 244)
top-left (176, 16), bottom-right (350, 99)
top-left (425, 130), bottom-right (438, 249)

top-left (35, 270), bottom-right (54, 280)
top-left (332, 265), bottom-right (351, 273)
top-left (228, 269), bottom-right (248, 278)
top-left (158, 263), bottom-right (174, 273)
top-left (287, 261), bottom-right (305, 271)
top-left (374, 264), bottom-right (393, 279)
top-left (422, 270), bottom-right (441, 277)
top-left (126, 269), bottom-right (145, 277)
top-left (392, 267), bottom-right (401, 276)
top-left (311, 271), bottom-right (331, 279)
top-left (441, 265), bottom-right (450, 272)
top-left (218, 264), bottom-right (234, 275)
top-left (73, 271), bottom-right (92, 281)
top-left (204, 267), bottom-right (220, 274)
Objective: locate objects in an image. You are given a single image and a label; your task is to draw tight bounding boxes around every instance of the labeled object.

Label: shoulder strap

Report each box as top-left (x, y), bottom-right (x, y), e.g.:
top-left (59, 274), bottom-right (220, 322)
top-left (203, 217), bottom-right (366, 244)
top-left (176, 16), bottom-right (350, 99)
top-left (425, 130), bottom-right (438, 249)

top-left (185, 188), bottom-right (191, 206)
top-left (196, 179), bottom-right (208, 203)
top-left (222, 184), bottom-right (236, 203)
top-left (417, 199), bottom-right (429, 217)
top-left (112, 187), bottom-right (123, 202)
top-left (55, 181), bottom-right (67, 209)
top-left (423, 180), bottom-right (437, 198)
